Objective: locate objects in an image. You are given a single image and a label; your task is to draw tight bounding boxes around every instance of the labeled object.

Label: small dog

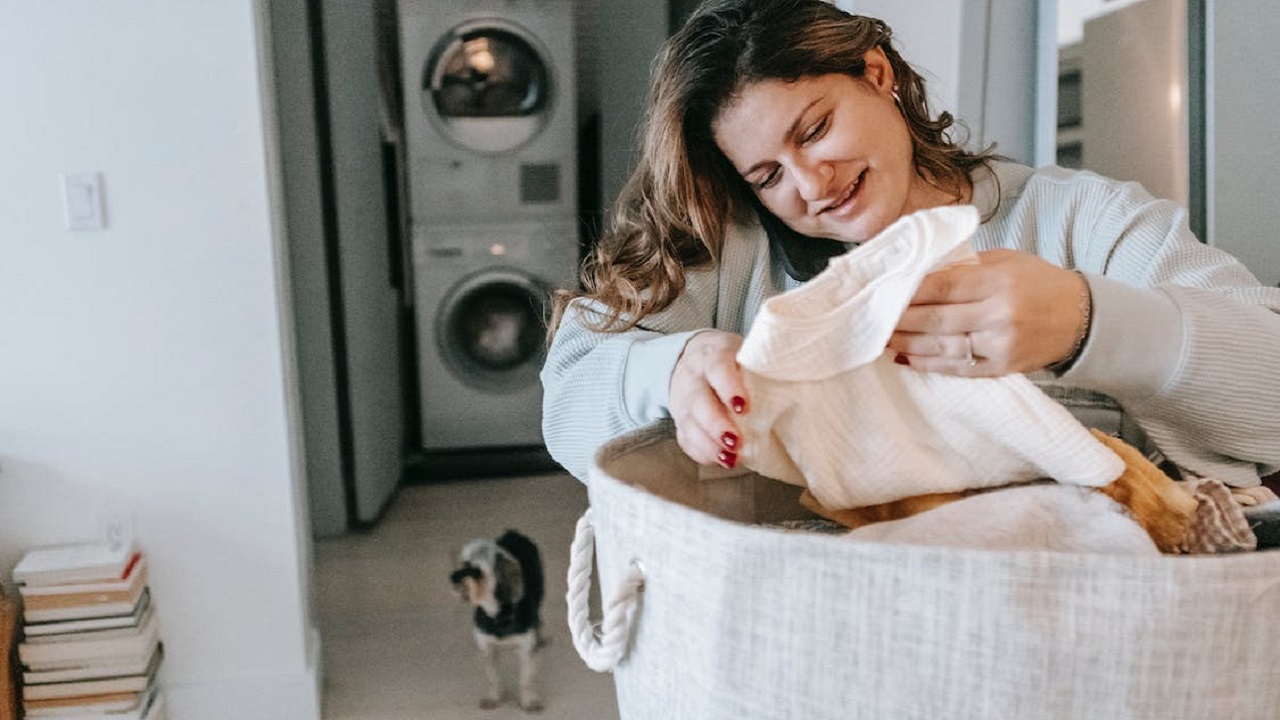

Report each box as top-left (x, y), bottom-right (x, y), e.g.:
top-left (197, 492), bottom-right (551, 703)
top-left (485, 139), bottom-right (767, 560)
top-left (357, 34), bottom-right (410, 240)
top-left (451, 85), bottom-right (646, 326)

top-left (449, 529), bottom-right (545, 712)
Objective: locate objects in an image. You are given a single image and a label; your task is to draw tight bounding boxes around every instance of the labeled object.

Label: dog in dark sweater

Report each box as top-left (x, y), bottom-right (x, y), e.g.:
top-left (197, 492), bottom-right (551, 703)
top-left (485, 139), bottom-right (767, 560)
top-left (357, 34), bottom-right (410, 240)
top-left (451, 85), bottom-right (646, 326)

top-left (450, 529), bottom-right (545, 712)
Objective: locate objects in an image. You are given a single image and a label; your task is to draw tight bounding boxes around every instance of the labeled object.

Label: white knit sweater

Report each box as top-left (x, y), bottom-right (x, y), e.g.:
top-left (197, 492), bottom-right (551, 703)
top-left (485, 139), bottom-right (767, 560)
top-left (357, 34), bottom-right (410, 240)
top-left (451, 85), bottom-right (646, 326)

top-left (735, 205), bottom-right (1124, 508)
top-left (542, 162), bottom-right (1280, 485)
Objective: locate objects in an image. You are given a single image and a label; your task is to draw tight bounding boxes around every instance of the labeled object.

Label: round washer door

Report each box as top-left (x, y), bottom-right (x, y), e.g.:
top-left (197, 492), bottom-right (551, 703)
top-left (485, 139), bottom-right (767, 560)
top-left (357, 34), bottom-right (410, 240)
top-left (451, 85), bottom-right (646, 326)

top-left (422, 18), bottom-right (554, 154)
top-left (436, 268), bottom-right (551, 393)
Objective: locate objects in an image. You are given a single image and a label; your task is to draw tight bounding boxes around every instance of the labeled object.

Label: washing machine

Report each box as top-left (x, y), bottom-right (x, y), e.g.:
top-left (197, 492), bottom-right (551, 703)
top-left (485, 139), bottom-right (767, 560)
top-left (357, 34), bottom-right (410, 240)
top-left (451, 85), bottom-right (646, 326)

top-left (397, 0), bottom-right (577, 225)
top-left (412, 219), bottom-right (579, 451)
top-left (398, 0), bottom-right (581, 452)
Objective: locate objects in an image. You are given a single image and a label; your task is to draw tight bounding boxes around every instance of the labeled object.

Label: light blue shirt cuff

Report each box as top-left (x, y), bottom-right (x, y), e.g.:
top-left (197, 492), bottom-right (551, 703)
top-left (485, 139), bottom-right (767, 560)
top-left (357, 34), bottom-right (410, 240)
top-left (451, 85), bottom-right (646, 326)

top-left (621, 330), bottom-right (707, 426)
top-left (1059, 274), bottom-right (1185, 401)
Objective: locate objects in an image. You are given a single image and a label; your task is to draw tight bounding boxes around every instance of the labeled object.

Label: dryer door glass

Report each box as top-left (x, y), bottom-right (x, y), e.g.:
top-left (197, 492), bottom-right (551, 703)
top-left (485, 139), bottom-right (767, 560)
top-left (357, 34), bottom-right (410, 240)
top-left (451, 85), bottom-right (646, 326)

top-left (424, 22), bottom-right (553, 153)
top-left (438, 271), bottom-right (549, 393)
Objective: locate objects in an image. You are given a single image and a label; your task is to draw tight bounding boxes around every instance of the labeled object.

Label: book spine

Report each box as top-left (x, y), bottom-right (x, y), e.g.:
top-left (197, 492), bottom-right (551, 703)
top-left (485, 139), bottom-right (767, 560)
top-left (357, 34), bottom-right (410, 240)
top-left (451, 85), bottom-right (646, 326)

top-left (22, 646), bottom-right (163, 701)
top-left (23, 599), bottom-right (141, 624)
top-left (20, 643), bottom-right (158, 672)
top-left (19, 618), bottom-right (158, 668)
top-left (23, 657), bottom-right (152, 685)
top-left (21, 586), bottom-right (142, 613)
top-left (20, 689), bottom-right (142, 713)
top-left (22, 620), bottom-right (148, 645)
top-left (21, 675), bottom-right (150, 702)
top-left (23, 591), bottom-right (151, 637)
top-left (20, 561), bottom-right (146, 598)
top-left (16, 552), bottom-right (140, 588)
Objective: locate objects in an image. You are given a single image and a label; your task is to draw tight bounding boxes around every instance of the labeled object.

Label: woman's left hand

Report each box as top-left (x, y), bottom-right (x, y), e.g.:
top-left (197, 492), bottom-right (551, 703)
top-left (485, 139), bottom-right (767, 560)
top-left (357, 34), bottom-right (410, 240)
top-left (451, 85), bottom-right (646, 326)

top-left (885, 250), bottom-right (1089, 376)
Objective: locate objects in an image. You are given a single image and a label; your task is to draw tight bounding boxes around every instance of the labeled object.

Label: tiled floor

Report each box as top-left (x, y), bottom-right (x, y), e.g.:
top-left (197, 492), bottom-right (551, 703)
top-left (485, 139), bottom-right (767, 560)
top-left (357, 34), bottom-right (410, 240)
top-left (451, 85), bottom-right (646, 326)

top-left (314, 472), bottom-right (621, 720)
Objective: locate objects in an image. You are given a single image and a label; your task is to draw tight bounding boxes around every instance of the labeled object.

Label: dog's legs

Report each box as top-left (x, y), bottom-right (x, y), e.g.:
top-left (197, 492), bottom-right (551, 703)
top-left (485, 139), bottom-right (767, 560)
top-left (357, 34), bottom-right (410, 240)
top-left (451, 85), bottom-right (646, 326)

top-left (474, 631), bottom-right (502, 709)
top-left (516, 631), bottom-right (543, 712)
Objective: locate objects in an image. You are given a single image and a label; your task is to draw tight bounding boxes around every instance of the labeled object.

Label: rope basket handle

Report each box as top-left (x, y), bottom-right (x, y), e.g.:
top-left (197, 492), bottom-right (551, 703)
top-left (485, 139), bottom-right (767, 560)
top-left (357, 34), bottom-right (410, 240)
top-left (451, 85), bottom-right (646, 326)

top-left (566, 508), bottom-right (646, 672)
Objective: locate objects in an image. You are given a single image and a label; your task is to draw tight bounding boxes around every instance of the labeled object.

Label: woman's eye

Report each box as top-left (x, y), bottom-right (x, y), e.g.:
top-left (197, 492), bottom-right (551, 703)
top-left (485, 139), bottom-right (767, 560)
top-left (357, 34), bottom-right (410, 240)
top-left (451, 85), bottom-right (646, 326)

top-left (757, 167), bottom-right (781, 190)
top-left (802, 117), bottom-right (829, 144)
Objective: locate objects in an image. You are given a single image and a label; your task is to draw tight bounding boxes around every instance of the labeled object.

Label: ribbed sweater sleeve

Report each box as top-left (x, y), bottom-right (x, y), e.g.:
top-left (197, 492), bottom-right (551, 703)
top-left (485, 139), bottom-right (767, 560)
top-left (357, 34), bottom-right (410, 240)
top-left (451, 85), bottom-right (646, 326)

top-left (541, 222), bottom-right (777, 481)
top-left (1132, 285), bottom-right (1280, 483)
top-left (979, 164), bottom-right (1280, 485)
top-left (540, 308), bottom-right (698, 481)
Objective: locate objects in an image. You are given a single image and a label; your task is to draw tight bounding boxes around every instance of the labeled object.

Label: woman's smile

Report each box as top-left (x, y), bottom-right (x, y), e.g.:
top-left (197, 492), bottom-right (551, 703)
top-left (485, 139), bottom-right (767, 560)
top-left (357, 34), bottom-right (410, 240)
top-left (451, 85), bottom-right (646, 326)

top-left (819, 169), bottom-right (865, 217)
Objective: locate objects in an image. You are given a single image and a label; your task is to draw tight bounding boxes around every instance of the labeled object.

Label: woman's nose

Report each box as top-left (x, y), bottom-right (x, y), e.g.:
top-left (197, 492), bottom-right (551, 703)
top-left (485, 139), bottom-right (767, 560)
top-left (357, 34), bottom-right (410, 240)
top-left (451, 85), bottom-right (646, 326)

top-left (792, 159), bottom-right (834, 202)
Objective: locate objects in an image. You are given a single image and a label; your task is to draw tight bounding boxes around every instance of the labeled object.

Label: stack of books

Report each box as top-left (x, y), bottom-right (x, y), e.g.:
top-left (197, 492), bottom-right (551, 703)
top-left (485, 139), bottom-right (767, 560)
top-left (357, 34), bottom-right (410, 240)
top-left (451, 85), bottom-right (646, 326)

top-left (11, 542), bottom-right (165, 720)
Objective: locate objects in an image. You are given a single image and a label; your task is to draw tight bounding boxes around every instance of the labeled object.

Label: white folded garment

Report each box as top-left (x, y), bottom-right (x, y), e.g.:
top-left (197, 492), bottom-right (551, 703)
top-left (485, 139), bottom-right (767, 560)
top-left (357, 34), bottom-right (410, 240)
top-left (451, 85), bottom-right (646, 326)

top-left (736, 205), bottom-right (1124, 509)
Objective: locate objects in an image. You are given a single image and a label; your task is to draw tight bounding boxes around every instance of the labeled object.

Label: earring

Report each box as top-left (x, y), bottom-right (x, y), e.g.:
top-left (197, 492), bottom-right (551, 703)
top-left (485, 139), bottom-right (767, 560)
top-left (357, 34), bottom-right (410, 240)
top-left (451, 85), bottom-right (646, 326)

top-left (891, 82), bottom-right (902, 105)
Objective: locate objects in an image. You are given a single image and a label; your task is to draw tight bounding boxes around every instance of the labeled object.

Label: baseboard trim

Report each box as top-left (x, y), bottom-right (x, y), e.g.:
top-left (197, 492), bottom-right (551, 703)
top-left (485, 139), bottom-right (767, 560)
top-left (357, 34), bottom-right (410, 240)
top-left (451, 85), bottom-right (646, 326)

top-left (404, 445), bottom-right (562, 481)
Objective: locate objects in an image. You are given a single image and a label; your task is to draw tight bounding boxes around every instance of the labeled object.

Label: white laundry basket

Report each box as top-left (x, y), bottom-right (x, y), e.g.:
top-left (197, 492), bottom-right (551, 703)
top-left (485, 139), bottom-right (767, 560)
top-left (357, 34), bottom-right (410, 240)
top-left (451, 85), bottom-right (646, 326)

top-left (566, 422), bottom-right (1280, 720)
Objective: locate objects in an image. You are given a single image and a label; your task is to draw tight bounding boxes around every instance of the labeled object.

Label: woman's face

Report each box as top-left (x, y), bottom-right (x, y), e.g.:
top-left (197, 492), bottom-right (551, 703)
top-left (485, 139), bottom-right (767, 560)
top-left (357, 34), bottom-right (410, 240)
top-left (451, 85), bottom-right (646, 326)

top-left (712, 50), bottom-right (950, 243)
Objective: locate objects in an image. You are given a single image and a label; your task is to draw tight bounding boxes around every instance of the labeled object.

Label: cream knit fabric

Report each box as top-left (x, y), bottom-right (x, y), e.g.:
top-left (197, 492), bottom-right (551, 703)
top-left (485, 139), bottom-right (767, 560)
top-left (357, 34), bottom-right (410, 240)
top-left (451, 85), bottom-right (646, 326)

top-left (735, 205), bottom-right (1125, 509)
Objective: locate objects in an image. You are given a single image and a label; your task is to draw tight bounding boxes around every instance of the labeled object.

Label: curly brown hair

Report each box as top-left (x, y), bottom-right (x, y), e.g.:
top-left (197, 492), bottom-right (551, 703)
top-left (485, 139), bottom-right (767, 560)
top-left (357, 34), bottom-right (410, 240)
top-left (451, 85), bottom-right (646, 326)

top-left (550, 0), bottom-right (994, 337)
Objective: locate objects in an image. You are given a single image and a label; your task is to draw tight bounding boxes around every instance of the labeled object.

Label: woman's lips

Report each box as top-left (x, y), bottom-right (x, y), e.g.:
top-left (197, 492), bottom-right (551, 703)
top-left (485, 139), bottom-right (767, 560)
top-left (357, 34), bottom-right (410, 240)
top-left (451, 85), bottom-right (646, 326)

top-left (821, 169), bottom-right (865, 216)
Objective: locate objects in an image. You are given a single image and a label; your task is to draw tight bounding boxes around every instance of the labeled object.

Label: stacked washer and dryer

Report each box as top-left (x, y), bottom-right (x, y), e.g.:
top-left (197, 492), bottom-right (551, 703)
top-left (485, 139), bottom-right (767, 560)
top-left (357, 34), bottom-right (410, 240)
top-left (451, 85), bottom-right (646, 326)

top-left (397, 0), bottom-right (579, 454)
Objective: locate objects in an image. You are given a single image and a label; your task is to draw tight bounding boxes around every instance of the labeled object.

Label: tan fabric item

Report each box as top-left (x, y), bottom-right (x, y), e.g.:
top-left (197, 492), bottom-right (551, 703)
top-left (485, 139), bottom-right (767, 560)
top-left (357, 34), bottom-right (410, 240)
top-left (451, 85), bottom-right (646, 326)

top-left (1182, 478), bottom-right (1257, 552)
top-left (1231, 485), bottom-right (1279, 507)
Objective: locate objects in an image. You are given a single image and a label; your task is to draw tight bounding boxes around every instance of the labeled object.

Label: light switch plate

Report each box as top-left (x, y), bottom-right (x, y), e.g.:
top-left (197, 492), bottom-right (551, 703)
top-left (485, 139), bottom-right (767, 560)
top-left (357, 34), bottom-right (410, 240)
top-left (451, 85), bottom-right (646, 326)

top-left (62, 171), bottom-right (106, 231)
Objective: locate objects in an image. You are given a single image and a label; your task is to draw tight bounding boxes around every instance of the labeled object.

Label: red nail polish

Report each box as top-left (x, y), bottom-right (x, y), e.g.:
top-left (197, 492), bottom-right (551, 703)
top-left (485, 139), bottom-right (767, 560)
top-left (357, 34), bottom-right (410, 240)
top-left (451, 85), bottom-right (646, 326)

top-left (717, 450), bottom-right (737, 469)
top-left (721, 432), bottom-right (738, 449)
top-left (731, 396), bottom-right (746, 413)
top-left (893, 353), bottom-right (910, 366)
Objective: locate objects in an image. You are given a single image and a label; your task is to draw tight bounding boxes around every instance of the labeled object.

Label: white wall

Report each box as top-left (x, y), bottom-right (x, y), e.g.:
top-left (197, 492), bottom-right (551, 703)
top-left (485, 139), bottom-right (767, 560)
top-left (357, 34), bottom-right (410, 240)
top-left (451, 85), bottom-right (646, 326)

top-left (0, 2), bottom-right (319, 719)
top-left (846, 0), bottom-right (964, 117)
top-left (846, 0), bottom-right (1037, 163)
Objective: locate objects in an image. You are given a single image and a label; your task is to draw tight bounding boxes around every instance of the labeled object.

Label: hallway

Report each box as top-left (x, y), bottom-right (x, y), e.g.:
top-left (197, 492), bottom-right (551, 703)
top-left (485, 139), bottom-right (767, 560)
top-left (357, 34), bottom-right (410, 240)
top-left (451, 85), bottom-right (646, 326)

top-left (314, 472), bottom-right (620, 719)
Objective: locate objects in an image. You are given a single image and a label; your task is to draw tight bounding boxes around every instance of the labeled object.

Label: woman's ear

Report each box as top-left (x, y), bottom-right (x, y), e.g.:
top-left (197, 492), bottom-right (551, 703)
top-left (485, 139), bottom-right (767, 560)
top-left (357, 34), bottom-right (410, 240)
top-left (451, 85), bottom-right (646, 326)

top-left (861, 46), bottom-right (895, 96)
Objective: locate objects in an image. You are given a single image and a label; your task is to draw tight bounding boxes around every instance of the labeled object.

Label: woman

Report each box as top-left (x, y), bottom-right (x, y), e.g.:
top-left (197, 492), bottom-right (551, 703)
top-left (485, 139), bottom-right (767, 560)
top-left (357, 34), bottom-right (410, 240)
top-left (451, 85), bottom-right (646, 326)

top-left (541, 0), bottom-right (1280, 493)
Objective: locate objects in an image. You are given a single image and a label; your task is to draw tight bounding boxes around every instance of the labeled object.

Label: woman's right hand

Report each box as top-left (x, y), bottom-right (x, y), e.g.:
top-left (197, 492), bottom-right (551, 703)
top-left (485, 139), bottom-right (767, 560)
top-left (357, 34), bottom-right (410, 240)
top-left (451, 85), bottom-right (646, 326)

top-left (669, 330), bottom-right (749, 469)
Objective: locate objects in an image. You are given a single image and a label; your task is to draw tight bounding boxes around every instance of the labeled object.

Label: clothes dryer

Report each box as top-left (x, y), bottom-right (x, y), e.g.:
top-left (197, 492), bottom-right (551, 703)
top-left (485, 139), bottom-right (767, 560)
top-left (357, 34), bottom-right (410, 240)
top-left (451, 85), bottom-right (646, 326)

top-left (397, 0), bottom-right (576, 225)
top-left (412, 219), bottom-right (579, 451)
